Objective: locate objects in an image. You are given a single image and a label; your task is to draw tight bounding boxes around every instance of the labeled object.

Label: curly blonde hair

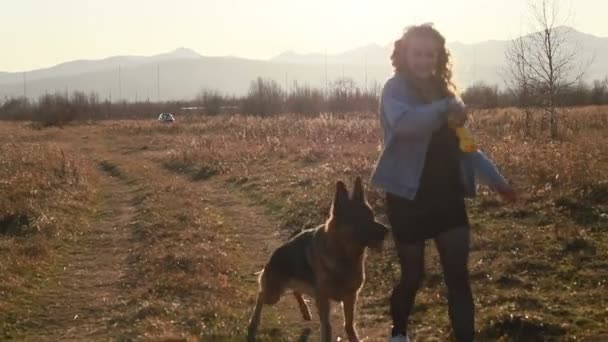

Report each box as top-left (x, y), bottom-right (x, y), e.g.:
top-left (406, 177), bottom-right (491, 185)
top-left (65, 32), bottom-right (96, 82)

top-left (391, 24), bottom-right (457, 98)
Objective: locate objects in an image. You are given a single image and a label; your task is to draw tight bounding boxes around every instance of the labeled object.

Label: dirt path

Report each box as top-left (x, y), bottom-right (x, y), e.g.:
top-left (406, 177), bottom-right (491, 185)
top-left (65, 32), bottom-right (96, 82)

top-left (12, 163), bottom-right (138, 341)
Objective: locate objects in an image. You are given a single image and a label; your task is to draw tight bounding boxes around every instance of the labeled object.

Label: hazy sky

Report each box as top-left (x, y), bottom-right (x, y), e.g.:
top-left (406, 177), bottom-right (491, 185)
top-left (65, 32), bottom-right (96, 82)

top-left (2, 0), bottom-right (606, 72)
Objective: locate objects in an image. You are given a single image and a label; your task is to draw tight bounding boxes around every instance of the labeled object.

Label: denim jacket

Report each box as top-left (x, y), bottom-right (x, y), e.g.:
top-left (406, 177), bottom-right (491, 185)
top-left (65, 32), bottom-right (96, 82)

top-left (370, 74), bottom-right (509, 200)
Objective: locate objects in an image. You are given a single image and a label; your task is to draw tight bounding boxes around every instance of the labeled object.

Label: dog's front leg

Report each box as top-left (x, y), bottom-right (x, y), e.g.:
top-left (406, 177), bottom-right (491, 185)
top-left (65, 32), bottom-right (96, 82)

top-left (316, 294), bottom-right (331, 342)
top-left (247, 294), bottom-right (264, 342)
top-left (342, 292), bottom-right (360, 342)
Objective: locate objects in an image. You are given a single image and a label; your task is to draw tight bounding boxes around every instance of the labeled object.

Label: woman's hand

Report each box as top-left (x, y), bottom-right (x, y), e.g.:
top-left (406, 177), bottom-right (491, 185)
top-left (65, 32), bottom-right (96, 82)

top-left (495, 185), bottom-right (517, 203)
top-left (447, 96), bottom-right (467, 126)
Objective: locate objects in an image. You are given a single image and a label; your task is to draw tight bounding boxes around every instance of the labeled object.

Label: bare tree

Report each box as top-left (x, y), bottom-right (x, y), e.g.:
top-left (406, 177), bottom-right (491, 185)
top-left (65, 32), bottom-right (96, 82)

top-left (504, 33), bottom-right (535, 136)
top-left (590, 78), bottom-right (608, 105)
top-left (506, 0), bottom-right (593, 138)
top-left (196, 89), bottom-right (224, 115)
top-left (241, 78), bottom-right (284, 116)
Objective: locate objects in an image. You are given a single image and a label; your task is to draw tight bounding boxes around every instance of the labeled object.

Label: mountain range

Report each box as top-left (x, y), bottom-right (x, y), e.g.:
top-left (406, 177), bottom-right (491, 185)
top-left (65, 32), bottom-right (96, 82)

top-left (1, 26), bottom-right (605, 101)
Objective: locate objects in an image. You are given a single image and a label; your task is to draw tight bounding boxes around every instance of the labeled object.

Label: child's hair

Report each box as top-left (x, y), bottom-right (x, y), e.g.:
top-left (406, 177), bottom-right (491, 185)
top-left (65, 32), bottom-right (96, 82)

top-left (391, 23), bottom-right (457, 97)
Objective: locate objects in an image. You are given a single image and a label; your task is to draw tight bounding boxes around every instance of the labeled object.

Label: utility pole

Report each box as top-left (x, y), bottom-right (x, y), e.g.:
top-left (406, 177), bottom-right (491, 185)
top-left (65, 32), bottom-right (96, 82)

top-left (324, 49), bottom-right (328, 98)
top-left (108, 89), bottom-right (112, 119)
top-left (473, 47), bottom-right (477, 87)
top-left (23, 72), bottom-right (27, 100)
top-left (118, 65), bottom-right (122, 101)
top-left (157, 64), bottom-right (160, 102)
top-left (364, 54), bottom-right (368, 93)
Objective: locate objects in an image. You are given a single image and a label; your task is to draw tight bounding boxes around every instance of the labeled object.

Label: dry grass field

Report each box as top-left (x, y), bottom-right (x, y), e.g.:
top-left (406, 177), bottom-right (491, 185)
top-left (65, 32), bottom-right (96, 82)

top-left (1, 106), bottom-right (607, 341)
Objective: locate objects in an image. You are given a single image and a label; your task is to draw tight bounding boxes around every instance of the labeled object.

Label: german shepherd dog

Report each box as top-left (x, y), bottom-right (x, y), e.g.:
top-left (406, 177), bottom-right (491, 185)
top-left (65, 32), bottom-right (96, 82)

top-left (247, 177), bottom-right (389, 342)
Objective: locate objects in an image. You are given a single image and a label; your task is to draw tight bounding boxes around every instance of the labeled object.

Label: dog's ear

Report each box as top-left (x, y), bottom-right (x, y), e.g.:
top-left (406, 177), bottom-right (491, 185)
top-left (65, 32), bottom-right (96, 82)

top-left (331, 180), bottom-right (349, 215)
top-left (351, 177), bottom-right (365, 203)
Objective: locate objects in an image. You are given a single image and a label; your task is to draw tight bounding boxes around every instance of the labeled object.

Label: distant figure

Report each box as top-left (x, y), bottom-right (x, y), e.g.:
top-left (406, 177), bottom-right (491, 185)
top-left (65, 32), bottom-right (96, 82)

top-left (371, 24), bottom-right (516, 342)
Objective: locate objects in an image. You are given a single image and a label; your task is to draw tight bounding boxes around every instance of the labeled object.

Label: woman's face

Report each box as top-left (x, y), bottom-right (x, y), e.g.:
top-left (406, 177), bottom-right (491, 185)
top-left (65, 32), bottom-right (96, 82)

top-left (404, 35), bottom-right (440, 80)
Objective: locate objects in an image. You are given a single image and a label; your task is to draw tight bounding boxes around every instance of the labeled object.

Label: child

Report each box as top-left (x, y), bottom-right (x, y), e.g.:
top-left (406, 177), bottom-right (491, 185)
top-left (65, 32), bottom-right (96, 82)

top-left (370, 24), bottom-right (516, 342)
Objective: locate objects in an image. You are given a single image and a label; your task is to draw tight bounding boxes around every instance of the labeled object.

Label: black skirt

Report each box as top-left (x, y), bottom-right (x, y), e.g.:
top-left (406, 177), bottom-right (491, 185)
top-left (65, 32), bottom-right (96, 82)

top-left (387, 124), bottom-right (469, 243)
top-left (386, 192), bottom-right (469, 243)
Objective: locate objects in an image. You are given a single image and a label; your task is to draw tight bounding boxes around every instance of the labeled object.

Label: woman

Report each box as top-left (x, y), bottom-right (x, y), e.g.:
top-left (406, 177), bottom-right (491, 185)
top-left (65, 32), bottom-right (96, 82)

top-left (371, 24), bottom-right (515, 342)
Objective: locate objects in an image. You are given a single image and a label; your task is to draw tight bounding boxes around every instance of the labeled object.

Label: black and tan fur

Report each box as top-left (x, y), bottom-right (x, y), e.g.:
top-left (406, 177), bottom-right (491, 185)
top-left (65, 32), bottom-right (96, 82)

top-left (247, 177), bottom-right (389, 342)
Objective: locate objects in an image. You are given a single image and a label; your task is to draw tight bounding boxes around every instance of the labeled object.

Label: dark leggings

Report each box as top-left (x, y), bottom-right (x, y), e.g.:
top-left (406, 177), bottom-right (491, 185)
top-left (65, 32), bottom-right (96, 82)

top-left (390, 227), bottom-right (474, 342)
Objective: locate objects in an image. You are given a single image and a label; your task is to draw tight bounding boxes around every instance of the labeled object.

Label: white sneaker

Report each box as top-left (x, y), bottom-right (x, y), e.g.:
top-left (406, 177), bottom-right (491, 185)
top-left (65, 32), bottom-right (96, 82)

top-left (388, 334), bottom-right (410, 342)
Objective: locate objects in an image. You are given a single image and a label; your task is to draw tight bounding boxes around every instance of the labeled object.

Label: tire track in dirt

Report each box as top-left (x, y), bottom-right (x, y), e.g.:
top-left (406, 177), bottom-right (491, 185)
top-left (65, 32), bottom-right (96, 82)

top-left (10, 162), bottom-right (139, 341)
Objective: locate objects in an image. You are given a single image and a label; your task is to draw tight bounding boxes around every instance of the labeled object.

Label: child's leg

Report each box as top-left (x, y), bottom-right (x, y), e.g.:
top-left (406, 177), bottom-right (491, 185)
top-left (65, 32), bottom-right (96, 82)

top-left (390, 241), bottom-right (425, 336)
top-left (434, 227), bottom-right (474, 342)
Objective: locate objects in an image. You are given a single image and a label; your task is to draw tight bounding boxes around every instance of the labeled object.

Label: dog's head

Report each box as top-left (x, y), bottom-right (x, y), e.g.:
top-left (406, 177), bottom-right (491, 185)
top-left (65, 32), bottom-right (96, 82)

top-left (327, 177), bottom-right (389, 250)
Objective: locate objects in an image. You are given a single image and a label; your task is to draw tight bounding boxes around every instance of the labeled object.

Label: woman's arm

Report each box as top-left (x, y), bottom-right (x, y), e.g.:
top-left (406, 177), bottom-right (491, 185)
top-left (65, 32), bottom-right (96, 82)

top-left (468, 150), bottom-right (516, 201)
top-left (381, 77), bottom-right (450, 139)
